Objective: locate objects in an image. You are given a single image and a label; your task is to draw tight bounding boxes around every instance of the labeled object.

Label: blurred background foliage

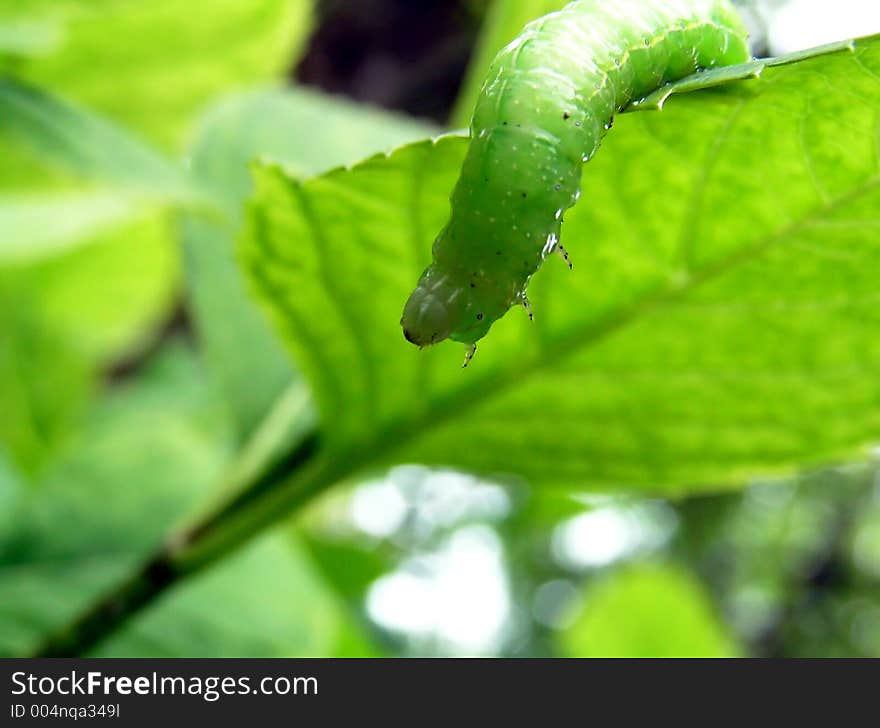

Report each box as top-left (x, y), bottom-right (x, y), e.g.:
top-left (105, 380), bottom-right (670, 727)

top-left (0, 0), bottom-right (878, 657)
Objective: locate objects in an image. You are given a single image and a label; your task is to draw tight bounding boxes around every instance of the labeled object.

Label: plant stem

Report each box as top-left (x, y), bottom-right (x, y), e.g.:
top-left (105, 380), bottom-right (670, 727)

top-left (32, 383), bottom-right (328, 657)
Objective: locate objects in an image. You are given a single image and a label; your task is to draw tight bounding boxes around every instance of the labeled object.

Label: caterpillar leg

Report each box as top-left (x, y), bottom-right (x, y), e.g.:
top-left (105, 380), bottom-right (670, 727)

top-left (462, 343), bottom-right (477, 368)
top-left (517, 292), bottom-right (534, 321)
top-left (556, 244), bottom-right (573, 270)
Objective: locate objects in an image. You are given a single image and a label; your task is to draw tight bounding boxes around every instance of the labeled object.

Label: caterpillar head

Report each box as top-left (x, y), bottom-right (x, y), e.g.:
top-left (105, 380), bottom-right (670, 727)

top-left (401, 266), bottom-right (464, 347)
top-left (401, 263), bottom-right (502, 348)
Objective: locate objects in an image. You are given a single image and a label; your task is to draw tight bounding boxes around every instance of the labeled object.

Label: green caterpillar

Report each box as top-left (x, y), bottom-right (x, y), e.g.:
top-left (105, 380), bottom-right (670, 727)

top-left (400, 0), bottom-right (750, 365)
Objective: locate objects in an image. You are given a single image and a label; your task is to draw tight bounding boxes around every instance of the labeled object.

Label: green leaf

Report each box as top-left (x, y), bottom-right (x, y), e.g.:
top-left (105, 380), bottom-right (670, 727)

top-left (451, 0), bottom-right (569, 128)
top-left (0, 79), bottom-right (201, 377)
top-left (0, 78), bottom-right (201, 201)
top-left (557, 564), bottom-right (739, 657)
top-left (243, 36), bottom-right (880, 496)
top-left (0, 191), bottom-right (144, 264)
top-left (2, 215), bottom-right (180, 361)
top-left (0, 344), bottom-right (365, 657)
top-left (3, 0), bottom-right (314, 150)
top-left (0, 210), bottom-right (179, 473)
top-left (93, 532), bottom-right (369, 657)
top-left (0, 344), bottom-right (226, 655)
top-left (191, 86), bottom-right (439, 191)
top-left (183, 86), bottom-right (437, 438)
top-left (0, 19), bottom-right (61, 58)
top-left (632, 38), bottom-right (858, 111)
top-left (0, 286), bottom-right (92, 475)
top-left (0, 85), bottom-right (188, 461)
top-left (0, 452), bottom-right (22, 532)
top-left (0, 0), bottom-right (311, 375)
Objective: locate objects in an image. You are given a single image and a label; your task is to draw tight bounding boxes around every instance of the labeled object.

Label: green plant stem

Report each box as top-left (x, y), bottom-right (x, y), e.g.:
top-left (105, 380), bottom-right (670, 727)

top-left (32, 383), bottom-right (327, 657)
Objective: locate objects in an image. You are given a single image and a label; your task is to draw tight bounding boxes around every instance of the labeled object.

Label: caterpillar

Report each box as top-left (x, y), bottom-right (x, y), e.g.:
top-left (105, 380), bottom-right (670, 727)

top-left (400, 0), bottom-right (750, 366)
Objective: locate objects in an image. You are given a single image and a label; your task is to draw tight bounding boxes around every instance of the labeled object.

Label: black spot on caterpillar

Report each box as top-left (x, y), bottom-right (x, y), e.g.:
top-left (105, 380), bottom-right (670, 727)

top-left (401, 0), bottom-right (750, 365)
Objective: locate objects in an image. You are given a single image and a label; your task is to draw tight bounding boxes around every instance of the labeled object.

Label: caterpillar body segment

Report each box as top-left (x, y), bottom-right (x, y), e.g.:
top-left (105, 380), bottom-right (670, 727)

top-left (401, 0), bottom-right (750, 359)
